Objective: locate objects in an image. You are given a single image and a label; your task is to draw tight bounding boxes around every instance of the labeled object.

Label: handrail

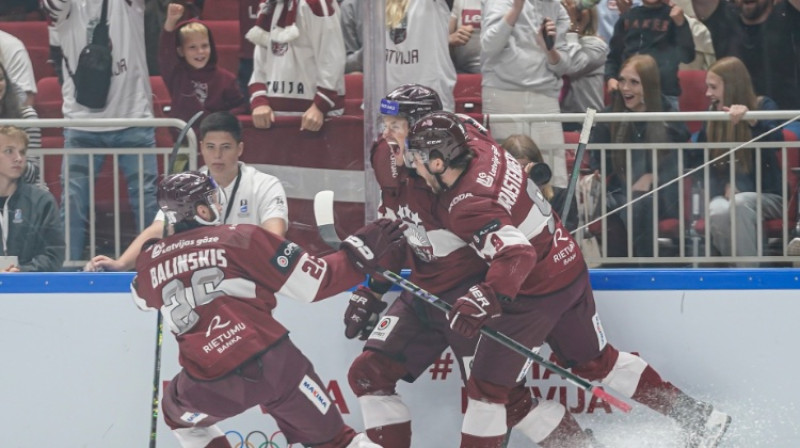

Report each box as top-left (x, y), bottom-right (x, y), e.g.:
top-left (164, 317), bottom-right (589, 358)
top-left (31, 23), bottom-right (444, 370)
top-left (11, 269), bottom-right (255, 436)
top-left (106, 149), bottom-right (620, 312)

top-left (0, 117), bottom-right (198, 268)
top-left (488, 110), bottom-right (800, 123)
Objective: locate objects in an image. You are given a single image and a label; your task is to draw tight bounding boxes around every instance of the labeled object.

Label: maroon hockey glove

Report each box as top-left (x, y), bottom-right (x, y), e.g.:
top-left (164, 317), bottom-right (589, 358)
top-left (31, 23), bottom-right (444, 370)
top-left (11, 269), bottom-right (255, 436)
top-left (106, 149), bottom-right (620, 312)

top-left (341, 218), bottom-right (407, 275)
top-left (344, 286), bottom-right (388, 340)
top-left (447, 284), bottom-right (502, 339)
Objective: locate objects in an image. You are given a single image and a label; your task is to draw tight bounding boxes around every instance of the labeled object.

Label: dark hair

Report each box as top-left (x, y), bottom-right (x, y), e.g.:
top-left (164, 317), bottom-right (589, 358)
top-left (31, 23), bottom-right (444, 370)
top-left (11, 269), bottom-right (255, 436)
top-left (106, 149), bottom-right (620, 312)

top-left (199, 111), bottom-right (242, 142)
top-left (0, 62), bottom-right (22, 119)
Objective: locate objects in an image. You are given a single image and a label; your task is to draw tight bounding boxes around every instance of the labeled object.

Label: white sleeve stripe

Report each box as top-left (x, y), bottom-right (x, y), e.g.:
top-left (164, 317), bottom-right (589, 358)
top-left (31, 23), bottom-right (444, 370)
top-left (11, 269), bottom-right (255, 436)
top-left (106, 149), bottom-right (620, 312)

top-left (517, 210), bottom-right (552, 240)
top-left (475, 225), bottom-right (530, 259)
top-left (427, 229), bottom-right (469, 257)
top-left (315, 91), bottom-right (335, 108)
top-left (276, 253), bottom-right (324, 303)
top-left (250, 90), bottom-right (268, 102)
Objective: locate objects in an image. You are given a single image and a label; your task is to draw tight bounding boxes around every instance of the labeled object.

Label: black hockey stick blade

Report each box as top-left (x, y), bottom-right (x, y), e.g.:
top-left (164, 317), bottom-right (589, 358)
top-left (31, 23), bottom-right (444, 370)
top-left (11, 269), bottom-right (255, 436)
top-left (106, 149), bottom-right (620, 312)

top-left (560, 108), bottom-right (596, 224)
top-left (312, 190), bottom-right (631, 413)
top-left (168, 110), bottom-right (204, 174)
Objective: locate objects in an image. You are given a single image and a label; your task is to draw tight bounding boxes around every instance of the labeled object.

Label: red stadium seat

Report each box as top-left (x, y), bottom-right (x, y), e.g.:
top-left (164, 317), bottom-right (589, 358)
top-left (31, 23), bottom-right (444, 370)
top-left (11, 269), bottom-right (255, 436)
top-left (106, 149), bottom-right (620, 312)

top-left (200, 0), bottom-right (239, 20)
top-left (454, 73), bottom-right (482, 114)
top-left (204, 20), bottom-right (240, 75)
top-left (34, 76), bottom-right (63, 123)
top-left (678, 70), bottom-right (710, 134)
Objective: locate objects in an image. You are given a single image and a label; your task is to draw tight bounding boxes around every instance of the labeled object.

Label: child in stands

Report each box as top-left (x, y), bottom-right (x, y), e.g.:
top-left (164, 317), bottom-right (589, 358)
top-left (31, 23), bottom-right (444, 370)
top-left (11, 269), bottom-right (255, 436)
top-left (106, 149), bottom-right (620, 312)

top-left (160, 2), bottom-right (248, 135)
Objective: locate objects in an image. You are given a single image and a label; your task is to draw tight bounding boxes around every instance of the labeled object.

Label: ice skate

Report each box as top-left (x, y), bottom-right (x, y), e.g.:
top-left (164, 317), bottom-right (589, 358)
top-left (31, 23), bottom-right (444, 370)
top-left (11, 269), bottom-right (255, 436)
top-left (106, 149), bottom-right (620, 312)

top-left (669, 397), bottom-right (731, 448)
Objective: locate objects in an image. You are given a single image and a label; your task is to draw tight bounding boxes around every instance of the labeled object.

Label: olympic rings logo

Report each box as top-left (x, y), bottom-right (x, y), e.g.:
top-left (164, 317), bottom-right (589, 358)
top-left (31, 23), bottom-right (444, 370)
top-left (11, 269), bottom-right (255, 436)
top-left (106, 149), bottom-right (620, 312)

top-left (225, 430), bottom-right (295, 448)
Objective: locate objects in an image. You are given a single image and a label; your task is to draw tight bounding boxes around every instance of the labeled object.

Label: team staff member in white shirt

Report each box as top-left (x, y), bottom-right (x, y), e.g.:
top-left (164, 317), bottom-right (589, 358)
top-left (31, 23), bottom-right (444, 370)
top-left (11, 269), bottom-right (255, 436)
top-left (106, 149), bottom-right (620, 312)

top-left (85, 112), bottom-right (288, 272)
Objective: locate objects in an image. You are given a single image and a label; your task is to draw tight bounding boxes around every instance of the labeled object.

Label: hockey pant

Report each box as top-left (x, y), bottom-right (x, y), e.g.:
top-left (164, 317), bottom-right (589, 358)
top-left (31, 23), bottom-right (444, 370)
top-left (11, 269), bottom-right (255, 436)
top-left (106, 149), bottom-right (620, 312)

top-left (348, 350), bottom-right (555, 448)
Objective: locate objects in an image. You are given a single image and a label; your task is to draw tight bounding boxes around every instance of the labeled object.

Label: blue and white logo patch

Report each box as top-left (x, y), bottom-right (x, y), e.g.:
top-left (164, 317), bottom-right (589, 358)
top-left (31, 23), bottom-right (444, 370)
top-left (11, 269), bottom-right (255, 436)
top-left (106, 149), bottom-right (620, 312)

top-left (180, 412), bottom-right (208, 424)
top-left (298, 375), bottom-right (331, 415)
top-left (380, 98), bottom-right (400, 116)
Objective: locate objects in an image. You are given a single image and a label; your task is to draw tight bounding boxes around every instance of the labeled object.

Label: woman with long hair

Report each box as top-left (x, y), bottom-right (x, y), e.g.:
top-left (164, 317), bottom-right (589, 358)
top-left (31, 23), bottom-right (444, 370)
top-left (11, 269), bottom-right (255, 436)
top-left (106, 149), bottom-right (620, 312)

top-left (0, 61), bottom-right (40, 184)
top-left (694, 56), bottom-right (783, 262)
top-left (589, 53), bottom-right (689, 258)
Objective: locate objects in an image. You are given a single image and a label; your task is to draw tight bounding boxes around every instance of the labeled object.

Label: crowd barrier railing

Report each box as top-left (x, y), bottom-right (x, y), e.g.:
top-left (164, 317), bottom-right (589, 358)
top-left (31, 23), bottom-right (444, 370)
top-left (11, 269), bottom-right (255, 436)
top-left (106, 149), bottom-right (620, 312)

top-left (487, 110), bottom-right (800, 266)
top-left (0, 118), bottom-right (197, 269)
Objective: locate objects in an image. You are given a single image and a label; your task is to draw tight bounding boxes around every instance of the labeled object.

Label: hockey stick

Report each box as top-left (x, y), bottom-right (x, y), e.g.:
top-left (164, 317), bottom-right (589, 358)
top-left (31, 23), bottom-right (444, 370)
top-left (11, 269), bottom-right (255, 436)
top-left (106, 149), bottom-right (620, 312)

top-left (167, 110), bottom-right (204, 173)
top-left (149, 111), bottom-right (204, 448)
top-left (313, 190), bottom-right (631, 413)
top-left (560, 108), bottom-right (596, 225)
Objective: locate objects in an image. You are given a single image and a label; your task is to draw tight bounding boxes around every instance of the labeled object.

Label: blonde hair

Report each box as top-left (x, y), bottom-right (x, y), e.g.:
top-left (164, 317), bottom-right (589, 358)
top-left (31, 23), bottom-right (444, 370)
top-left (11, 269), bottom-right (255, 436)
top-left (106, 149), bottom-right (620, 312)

top-left (177, 22), bottom-right (209, 45)
top-left (705, 57), bottom-right (758, 174)
top-left (501, 134), bottom-right (555, 200)
top-left (386, 0), bottom-right (410, 28)
top-left (0, 125), bottom-right (29, 149)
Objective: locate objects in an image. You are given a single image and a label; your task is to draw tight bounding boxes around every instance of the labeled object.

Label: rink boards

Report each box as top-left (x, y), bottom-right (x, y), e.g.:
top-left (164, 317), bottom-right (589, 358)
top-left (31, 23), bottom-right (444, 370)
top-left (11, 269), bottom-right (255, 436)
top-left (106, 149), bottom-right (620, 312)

top-left (2, 269), bottom-right (799, 448)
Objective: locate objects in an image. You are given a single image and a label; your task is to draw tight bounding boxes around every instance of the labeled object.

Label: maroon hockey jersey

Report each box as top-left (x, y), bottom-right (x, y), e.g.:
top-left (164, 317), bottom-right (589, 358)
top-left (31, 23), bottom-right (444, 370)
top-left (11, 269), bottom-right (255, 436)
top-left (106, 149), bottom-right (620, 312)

top-left (372, 138), bottom-right (487, 293)
top-left (131, 224), bottom-right (364, 380)
top-left (436, 133), bottom-right (586, 299)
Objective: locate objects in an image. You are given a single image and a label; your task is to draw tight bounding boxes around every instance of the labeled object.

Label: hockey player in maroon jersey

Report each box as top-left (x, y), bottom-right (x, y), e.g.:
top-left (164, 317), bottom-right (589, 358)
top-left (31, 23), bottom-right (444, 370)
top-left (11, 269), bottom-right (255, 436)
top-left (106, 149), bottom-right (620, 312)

top-left (130, 171), bottom-right (405, 448)
top-left (344, 84), bottom-right (594, 447)
top-left (404, 111), bottom-right (732, 448)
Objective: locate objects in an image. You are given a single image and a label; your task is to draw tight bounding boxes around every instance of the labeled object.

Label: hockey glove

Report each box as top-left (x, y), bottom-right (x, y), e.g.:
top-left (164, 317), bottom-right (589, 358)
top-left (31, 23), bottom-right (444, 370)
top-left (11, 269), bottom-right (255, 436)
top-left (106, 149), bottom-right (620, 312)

top-left (344, 286), bottom-right (388, 340)
top-left (447, 284), bottom-right (502, 339)
top-left (341, 218), bottom-right (407, 275)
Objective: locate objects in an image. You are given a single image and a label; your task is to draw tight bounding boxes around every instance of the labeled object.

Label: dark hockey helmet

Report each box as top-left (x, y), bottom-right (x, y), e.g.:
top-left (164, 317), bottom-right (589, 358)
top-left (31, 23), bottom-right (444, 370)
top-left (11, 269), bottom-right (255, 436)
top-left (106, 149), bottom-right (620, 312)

top-left (406, 111), bottom-right (469, 167)
top-left (157, 171), bottom-right (220, 225)
top-left (380, 84), bottom-right (443, 125)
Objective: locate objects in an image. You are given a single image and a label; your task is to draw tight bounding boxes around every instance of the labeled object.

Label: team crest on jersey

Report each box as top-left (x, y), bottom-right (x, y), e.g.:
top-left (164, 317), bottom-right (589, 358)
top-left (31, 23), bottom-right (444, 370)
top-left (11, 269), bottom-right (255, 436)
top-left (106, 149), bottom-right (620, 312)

top-left (389, 16), bottom-right (408, 44)
top-left (271, 240), bottom-right (302, 273)
top-left (191, 80), bottom-right (208, 105)
top-left (395, 204), bottom-right (436, 262)
top-left (272, 41), bottom-right (289, 56)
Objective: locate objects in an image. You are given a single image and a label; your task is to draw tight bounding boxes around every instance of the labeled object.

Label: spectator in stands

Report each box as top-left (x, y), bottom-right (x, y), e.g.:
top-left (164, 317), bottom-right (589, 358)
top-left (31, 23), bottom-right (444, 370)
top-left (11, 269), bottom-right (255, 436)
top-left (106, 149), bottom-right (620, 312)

top-left (160, 3), bottom-right (248, 135)
top-left (671, 0), bottom-right (716, 70)
top-left (385, 0), bottom-right (456, 112)
top-left (144, 0), bottom-right (202, 75)
top-left (237, 0), bottom-right (260, 95)
top-left (0, 126), bottom-right (64, 272)
top-left (0, 30), bottom-right (37, 107)
top-left (85, 111), bottom-right (288, 272)
top-left (0, 61), bottom-right (40, 184)
top-left (590, 54), bottom-right (689, 258)
top-left (687, 0), bottom-right (742, 60)
top-left (448, 0), bottom-right (481, 74)
top-left (502, 133), bottom-right (579, 231)
top-left (560, 0), bottom-right (607, 127)
top-left (247, 0), bottom-right (345, 132)
top-left (691, 56), bottom-right (783, 263)
top-left (44, 0), bottom-right (159, 262)
top-left (481, 0), bottom-right (571, 188)
top-left (605, 0), bottom-right (695, 111)
top-left (339, 0), bottom-right (363, 73)
top-left (734, 0), bottom-right (800, 133)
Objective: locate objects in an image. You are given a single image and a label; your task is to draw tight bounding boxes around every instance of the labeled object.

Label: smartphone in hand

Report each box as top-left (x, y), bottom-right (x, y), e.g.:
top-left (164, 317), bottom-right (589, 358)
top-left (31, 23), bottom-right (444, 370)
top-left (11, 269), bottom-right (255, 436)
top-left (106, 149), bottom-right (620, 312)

top-left (541, 19), bottom-right (555, 51)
